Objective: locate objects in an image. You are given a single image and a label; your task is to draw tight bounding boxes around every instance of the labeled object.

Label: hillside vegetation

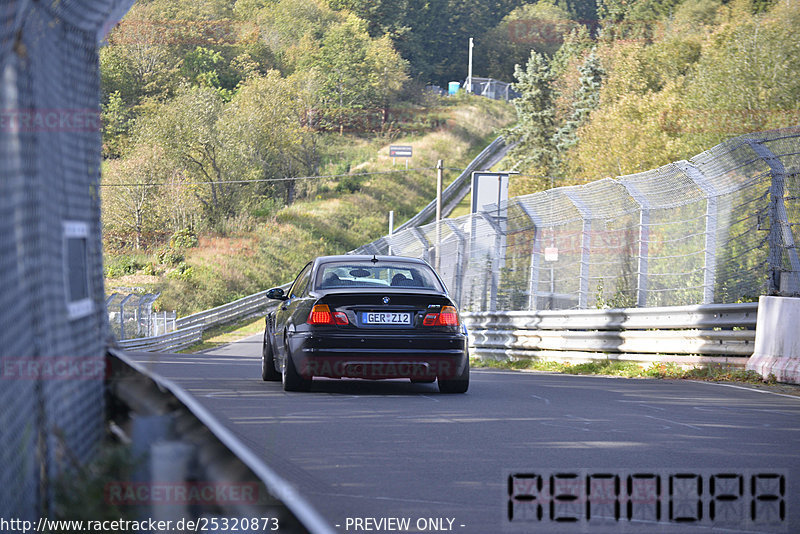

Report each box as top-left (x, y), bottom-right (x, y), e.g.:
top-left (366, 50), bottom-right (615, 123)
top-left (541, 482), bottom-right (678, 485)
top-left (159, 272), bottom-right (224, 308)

top-left (502, 0), bottom-right (800, 193)
top-left (101, 0), bottom-right (799, 314)
top-left (104, 96), bottom-right (514, 313)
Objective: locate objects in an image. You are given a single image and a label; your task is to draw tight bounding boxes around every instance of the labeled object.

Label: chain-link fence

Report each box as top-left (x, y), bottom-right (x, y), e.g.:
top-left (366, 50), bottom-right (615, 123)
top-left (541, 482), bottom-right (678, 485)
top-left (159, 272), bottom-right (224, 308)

top-left (354, 127), bottom-right (800, 311)
top-left (466, 77), bottom-right (520, 101)
top-left (1, 0), bottom-right (129, 520)
top-left (106, 293), bottom-right (177, 340)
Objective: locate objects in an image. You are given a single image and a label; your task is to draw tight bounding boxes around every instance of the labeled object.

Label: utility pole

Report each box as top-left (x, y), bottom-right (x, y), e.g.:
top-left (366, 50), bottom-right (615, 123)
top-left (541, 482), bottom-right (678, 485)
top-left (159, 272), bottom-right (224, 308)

top-left (388, 210), bottom-right (394, 255)
top-left (467, 38), bottom-right (473, 93)
top-left (436, 160), bottom-right (443, 223)
top-left (436, 160), bottom-right (443, 271)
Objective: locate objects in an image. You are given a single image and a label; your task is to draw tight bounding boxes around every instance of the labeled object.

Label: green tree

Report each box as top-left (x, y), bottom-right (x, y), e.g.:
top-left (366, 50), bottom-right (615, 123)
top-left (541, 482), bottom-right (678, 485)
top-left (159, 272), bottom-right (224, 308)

top-left (223, 71), bottom-right (319, 206)
top-left (140, 87), bottom-right (237, 227)
top-left (553, 49), bottom-right (604, 161)
top-left (102, 91), bottom-right (133, 159)
top-left (480, 1), bottom-right (575, 81)
top-left (506, 50), bottom-right (557, 189)
top-left (102, 145), bottom-right (170, 250)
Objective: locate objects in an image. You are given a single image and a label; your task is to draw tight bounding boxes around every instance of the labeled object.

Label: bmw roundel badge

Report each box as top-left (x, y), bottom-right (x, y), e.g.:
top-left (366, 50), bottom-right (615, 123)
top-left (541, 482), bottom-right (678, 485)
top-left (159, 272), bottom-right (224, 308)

top-left (382, 296), bottom-right (390, 304)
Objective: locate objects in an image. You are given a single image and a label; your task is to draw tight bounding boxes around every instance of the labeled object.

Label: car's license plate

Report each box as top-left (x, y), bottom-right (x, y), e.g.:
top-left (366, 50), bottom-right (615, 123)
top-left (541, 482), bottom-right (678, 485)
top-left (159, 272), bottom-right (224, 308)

top-left (362, 312), bottom-right (411, 325)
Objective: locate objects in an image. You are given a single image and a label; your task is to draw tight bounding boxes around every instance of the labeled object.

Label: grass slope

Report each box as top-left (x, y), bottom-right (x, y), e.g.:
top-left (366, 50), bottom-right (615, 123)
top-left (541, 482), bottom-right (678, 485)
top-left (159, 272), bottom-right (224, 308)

top-left (105, 96), bottom-right (515, 315)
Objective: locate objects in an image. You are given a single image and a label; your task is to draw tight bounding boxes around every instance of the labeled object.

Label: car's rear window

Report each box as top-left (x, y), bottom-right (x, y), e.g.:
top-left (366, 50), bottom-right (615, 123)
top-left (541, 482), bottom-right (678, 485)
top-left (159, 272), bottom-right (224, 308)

top-left (315, 262), bottom-right (444, 291)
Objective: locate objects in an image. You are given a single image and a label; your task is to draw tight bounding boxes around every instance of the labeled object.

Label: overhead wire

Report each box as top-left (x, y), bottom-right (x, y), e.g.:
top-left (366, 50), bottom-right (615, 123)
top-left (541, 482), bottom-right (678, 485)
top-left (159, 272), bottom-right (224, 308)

top-left (99, 166), bottom-right (458, 187)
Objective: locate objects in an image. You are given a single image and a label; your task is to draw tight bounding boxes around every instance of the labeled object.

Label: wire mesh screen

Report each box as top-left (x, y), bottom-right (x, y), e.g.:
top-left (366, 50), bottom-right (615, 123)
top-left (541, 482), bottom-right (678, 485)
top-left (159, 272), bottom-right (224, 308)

top-left (106, 292), bottom-right (175, 340)
top-left (1, 0), bottom-right (125, 519)
top-left (353, 127), bottom-right (800, 311)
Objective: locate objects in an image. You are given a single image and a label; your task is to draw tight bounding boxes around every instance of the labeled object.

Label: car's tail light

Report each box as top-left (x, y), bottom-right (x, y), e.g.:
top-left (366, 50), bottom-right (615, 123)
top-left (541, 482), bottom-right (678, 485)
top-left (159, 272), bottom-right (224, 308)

top-left (423, 305), bottom-right (459, 326)
top-left (308, 304), bottom-right (349, 325)
top-left (438, 306), bottom-right (459, 326)
top-left (308, 304), bottom-right (333, 324)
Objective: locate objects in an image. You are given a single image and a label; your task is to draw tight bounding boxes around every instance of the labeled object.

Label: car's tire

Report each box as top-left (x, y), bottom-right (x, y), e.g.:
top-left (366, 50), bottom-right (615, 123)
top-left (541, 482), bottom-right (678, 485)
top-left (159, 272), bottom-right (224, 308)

top-left (261, 331), bottom-right (281, 381)
top-left (282, 341), bottom-right (312, 392)
top-left (438, 359), bottom-right (469, 394)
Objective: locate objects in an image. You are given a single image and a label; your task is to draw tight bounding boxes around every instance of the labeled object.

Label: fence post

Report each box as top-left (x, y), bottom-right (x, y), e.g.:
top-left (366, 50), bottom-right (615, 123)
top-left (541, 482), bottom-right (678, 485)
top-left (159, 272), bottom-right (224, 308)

top-left (562, 191), bottom-right (593, 309)
top-left (678, 161), bottom-right (719, 304)
top-left (445, 219), bottom-right (468, 308)
top-left (119, 294), bottom-right (134, 340)
top-left (619, 181), bottom-right (652, 307)
top-left (410, 227), bottom-right (432, 265)
top-left (516, 200), bottom-right (543, 310)
top-left (746, 140), bottom-right (800, 294)
top-left (479, 212), bottom-right (506, 311)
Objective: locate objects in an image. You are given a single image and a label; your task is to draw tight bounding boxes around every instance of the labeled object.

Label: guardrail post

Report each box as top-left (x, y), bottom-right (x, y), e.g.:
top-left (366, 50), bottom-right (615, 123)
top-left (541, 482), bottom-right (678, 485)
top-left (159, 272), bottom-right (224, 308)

top-left (746, 140), bottom-right (800, 294)
top-left (618, 181), bottom-right (652, 307)
top-left (678, 161), bottom-right (719, 304)
top-left (516, 200), bottom-right (543, 310)
top-left (562, 191), bottom-right (592, 309)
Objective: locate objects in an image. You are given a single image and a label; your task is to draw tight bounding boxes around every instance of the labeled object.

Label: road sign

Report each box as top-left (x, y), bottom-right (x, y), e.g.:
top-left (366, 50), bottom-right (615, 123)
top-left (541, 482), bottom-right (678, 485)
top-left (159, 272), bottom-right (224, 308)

top-left (389, 145), bottom-right (413, 158)
top-left (471, 172), bottom-right (509, 215)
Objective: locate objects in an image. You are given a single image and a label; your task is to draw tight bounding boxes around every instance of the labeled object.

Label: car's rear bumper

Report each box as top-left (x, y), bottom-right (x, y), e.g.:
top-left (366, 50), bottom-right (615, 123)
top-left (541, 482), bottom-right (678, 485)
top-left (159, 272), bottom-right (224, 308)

top-left (288, 331), bottom-right (468, 379)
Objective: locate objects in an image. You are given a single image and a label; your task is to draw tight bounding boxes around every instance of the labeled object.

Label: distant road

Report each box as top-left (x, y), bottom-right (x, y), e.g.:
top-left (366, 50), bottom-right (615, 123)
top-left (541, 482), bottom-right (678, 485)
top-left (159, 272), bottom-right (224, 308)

top-left (129, 335), bottom-right (800, 533)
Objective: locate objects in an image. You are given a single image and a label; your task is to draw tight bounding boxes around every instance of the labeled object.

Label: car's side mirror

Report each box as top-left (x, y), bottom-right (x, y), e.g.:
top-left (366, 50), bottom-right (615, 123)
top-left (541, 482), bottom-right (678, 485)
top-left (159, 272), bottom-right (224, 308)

top-left (267, 287), bottom-right (288, 300)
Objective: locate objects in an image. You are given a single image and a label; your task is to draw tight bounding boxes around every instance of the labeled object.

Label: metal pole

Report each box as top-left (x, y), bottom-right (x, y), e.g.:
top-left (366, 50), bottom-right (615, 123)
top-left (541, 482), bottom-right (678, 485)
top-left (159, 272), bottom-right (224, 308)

top-left (678, 162), bottom-right (719, 304)
top-left (747, 140), bottom-right (800, 294)
top-left (467, 38), bottom-right (473, 93)
top-left (516, 200), bottom-right (543, 310)
top-left (619, 181), bottom-right (652, 307)
top-left (388, 211), bottom-right (394, 255)
top-left (119, 294), bottom-right (134, 340)
top-left (445, 220), bottom-right (467, 308)
top-left (563, 191), bottom-right (593, 309)
top-left (436, 160), bottom-right (443, 271)
top-left (436, 160), bottom-right (443, 223)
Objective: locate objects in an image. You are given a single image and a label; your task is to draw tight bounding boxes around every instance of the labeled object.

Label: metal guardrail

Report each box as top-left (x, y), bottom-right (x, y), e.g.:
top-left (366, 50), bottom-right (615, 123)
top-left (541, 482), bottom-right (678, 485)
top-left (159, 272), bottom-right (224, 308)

top-left (176, 291), bottom-right (271, 330)
top-left (117, 325), bottom-right (203, 352)
top-left (119, 283), bottom-right (290, 352)
top-left (463, 302), bottom-right (758, 367)
top-left (109, 349), bottom-right (333, 534)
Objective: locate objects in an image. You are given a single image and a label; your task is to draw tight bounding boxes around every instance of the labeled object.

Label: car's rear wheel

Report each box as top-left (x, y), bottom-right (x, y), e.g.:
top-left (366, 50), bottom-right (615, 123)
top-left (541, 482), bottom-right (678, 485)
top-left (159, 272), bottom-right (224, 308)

top-left (438, 359), bottom-right (469, 394)
top-left (261, 331), bottom-right (281, 381)
top-left (282, 342), bottom-right (312, 392)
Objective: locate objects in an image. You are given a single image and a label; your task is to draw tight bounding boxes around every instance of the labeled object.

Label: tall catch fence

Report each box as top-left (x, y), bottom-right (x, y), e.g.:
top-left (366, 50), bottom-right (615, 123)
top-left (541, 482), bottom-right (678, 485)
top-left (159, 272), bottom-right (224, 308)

top-left (1, 0), bottom-right (131, 521)
top-left (353, 127), bottom-right (800, 311)
top-left (106, 292), bottom-right (177, 339)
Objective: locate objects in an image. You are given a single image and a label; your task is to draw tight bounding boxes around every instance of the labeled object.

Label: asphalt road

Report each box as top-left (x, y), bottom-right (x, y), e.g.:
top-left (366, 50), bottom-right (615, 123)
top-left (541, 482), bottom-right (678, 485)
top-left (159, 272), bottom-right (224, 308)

top-left (129, 334), bottom-right (800, 534)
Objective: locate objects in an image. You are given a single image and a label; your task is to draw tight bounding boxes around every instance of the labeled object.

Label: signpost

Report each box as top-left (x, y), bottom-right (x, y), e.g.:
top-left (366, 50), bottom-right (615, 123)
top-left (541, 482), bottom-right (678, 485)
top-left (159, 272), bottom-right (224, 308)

top-left (389, 145), bottom-right (412, 168)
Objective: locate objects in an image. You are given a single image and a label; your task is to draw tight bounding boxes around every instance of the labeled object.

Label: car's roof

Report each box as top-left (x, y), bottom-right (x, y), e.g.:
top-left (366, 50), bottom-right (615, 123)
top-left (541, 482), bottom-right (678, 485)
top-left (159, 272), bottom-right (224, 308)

top-left (313, 255), bottom-right (430, 267)
top-left (310, 255), bottom-right (447, 295)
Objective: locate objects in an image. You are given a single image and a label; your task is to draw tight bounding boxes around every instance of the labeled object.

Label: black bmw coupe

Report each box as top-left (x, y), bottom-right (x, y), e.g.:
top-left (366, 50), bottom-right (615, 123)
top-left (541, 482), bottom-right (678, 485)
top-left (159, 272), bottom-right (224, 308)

top-left (262, 255), bottom-right (469, 393)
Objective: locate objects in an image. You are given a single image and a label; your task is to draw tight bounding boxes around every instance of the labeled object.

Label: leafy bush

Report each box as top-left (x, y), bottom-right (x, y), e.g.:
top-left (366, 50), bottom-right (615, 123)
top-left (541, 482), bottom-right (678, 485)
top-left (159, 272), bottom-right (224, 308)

top-left (249, 197), bottom-right (279, 219)
top-left (104, 254), bottom-right (147, 278)
top-left (166, 261), bottom-right (194, 282)
top-left (157, 247), bottom-right (184, 266)
top-left (335, 174), bottom-right (363, 193)
top-left (169, 227), bottom-right (198, 249)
